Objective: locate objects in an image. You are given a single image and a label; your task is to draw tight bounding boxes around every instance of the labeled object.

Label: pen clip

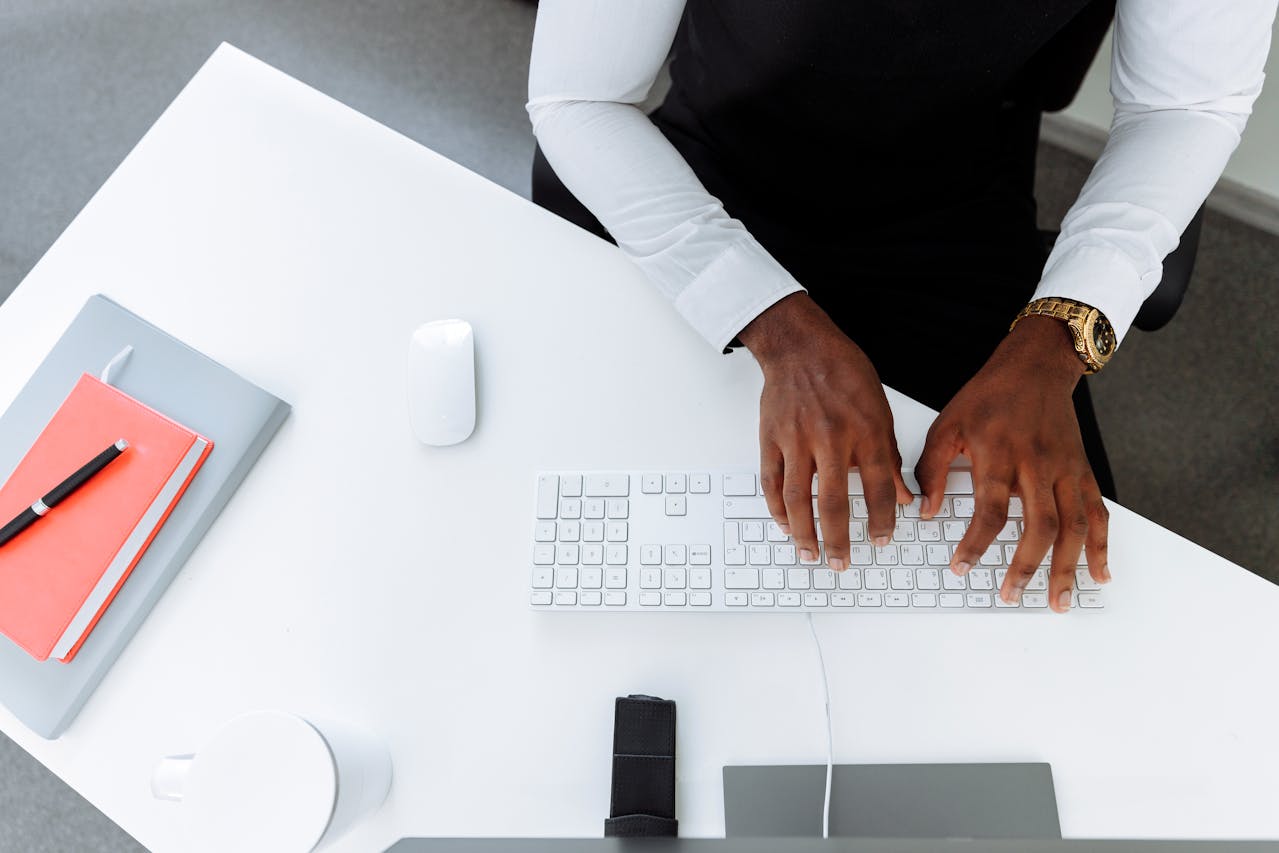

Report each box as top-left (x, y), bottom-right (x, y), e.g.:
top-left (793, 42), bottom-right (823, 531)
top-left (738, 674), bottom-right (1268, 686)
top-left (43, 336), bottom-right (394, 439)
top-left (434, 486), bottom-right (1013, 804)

top-left (99, 345), bottom-right (134, 386)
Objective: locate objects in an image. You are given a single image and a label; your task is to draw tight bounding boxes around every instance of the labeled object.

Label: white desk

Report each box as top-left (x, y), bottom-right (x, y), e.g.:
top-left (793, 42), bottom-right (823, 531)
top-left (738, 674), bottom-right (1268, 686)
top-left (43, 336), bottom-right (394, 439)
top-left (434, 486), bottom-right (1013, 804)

top-left (1, 45), bottom-right (1276, 853)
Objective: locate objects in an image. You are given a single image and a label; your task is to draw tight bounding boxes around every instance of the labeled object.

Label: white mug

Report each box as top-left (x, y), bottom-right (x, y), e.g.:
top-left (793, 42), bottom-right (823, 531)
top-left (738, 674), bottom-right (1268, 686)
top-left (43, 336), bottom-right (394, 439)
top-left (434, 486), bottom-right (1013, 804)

top-left (151, 710), bottom-right (392, 853)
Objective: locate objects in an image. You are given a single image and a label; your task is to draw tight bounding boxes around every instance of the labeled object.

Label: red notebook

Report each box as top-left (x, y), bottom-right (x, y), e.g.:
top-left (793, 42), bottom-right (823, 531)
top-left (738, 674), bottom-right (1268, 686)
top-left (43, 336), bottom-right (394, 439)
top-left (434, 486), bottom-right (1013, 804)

top-left (0, 374), bottom-right (212, 662)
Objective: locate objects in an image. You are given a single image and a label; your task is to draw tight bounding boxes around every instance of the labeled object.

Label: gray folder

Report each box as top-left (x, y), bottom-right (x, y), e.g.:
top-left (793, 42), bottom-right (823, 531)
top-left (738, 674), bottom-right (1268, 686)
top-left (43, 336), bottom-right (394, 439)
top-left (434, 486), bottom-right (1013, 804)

top-left (0, 295), bottom-right (289, 738)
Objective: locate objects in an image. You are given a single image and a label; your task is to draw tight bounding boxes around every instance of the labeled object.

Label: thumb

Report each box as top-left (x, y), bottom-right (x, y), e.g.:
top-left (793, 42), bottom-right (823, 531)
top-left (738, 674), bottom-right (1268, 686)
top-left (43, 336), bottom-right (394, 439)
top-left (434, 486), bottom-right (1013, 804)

top-left (916, 423), bottom-right (960, 520)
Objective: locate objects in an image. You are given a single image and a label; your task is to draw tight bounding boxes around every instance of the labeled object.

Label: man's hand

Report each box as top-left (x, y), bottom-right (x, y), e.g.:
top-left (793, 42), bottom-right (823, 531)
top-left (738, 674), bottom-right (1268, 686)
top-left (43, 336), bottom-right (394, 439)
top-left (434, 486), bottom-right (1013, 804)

top-left (915, 315), bottom-right (1111, 613)
top-left (739, 294), bottom-right (912, 571)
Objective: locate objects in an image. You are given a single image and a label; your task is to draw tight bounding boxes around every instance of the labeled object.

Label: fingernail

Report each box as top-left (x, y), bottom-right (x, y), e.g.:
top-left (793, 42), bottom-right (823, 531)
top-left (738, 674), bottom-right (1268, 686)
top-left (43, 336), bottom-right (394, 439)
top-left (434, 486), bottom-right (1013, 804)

top-left (800, 549), bottom-right (815, 562)
top-left (953, 561), bottom-right (971, 575)
top-left (874, 535), bottom-right (889, 548)
top-left (1006, 585), bottom-right (1023, 603)
top-left (920, 496), bottom-right (931, 518)
top-left (780, 523), bottom-right (791, 535)
top-left (1100, 563), bottom-right (1111, 583)
top-left (829, 557), bottom-right (847, 572)
top-left (1057, 589), bottom-right (1072, 611)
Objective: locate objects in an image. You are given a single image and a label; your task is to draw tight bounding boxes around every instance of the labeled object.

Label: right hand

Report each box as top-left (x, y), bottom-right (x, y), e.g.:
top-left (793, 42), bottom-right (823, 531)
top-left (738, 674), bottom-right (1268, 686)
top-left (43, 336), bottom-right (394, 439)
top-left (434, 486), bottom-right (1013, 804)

top-left (738, 293), bottom-right (913, 571)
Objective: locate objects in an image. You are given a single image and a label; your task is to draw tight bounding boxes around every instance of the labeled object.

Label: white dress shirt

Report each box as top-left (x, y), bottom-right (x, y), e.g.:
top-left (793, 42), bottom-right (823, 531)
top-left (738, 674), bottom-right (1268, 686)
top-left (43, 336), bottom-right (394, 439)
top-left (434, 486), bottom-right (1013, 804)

top-left (528, 0), bottom-right (1275, 353)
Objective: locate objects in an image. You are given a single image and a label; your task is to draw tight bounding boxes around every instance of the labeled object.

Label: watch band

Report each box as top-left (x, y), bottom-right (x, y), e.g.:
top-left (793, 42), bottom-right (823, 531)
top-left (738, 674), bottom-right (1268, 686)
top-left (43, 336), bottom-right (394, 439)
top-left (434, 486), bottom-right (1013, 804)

top-left (1011, 296), bottom-right (1113, 375)
top-left (603, 694), bottom-right (678, 838)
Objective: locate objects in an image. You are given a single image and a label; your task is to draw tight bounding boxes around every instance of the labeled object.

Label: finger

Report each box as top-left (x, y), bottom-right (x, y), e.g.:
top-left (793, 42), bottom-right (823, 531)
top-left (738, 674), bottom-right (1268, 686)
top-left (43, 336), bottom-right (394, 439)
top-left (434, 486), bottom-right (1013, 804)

top-left (892, 447), bottom-right (915, 506)
top-left (1082, 474), bottom-right (1111, 584)
top-left (760, 440), bottom-right (789, 534)
top-left (783, 452), bottom-right (819, 562)
top-left (1003, 475), bottom-right (1057, 604)
top-left (859, 446), bottom-right (898, 547)
top-left (953, 465), bottom-right (1012, 578)
top-left (916, 420), bottom-right (960, 520)
top-left (1049, 482), bottom-right (1089, 613)
top-left (817, 454), bottom-right (852, 570)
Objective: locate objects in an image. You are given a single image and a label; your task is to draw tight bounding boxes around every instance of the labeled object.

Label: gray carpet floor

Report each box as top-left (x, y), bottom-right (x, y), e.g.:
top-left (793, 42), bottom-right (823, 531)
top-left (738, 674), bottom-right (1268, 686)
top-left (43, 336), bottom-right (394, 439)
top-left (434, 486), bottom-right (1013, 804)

top-left (0, 2), bottom-right (1275, 850)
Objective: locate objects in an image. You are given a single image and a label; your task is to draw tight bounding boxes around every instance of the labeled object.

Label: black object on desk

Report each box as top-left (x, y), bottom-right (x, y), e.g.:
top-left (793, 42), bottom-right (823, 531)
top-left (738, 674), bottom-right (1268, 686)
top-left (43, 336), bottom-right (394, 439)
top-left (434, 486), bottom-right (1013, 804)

top-left (0, 439), bottom-right (128, 548)
top-left (604, 694), bottom-right (678, 838)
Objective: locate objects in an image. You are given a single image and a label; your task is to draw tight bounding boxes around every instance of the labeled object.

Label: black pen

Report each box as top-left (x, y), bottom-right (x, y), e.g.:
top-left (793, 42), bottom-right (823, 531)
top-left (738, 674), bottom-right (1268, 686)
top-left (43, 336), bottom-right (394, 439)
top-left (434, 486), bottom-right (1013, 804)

top-left (0, 439), bottom-right (129, 548)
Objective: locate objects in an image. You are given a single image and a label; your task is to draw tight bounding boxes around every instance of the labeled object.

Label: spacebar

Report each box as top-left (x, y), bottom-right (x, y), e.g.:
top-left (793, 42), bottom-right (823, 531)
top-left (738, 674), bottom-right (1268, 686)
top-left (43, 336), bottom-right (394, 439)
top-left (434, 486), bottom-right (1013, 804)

top-left (722, 497), bottom-right (771, 519)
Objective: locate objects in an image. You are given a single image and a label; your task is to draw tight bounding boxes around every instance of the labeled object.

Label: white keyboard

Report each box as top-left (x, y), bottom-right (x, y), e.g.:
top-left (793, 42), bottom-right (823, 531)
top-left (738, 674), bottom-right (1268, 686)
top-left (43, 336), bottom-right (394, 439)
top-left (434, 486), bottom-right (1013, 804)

top-left (529, 470), bottom-right (1104, 613)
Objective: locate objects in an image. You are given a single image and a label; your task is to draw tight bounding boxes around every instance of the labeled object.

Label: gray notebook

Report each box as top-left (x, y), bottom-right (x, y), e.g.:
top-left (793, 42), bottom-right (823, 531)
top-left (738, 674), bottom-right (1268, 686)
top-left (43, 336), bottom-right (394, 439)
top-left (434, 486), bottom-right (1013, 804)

top-left (0, 295), bottom-right (289, 738)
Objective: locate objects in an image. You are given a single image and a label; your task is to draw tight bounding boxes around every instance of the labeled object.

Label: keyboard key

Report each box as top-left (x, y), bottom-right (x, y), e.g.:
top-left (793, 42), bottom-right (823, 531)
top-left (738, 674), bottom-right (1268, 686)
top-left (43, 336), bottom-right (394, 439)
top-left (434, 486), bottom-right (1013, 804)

top-left (851, 498), bottom-right (869, 518)
top-left (582, 521), bottom-right (604, 542)
top-left (664, 591), bottom-right (687, 606)
top-left (555, 591), bottom-right (578, 606)
top-left (723, 474), bottom-right (757, 496)
top-left (665, 544), bottom-right (688, 565)
top-left (1022, 593), bottom-right (1048, 608)
top-left (968, 569), bottom-right (994, 591)
top-left (605, 568), bottom-right (627, 589)
top-left (1078, 593), bottom-right (1104, 608)
top-left (665, 473), bottom-right (687, 494)
top-left (748, 544), bottom-right (772, 565)
top-left (534, 522), bottom-right (556, 542)
top-left (531, 591), bottom-right (553, 606)
top-left (837, 569), bottom-right (862, 590)
top-left (639, 592), bottom-right (661, 606)
top-left (640, 545), bottom-right (662, 565)
top-left (665, 495), bottom-right (687, 516)
top-left (690, 474), bottom-right (712, 494)
top-left (723, 497), bottom-right (770, 518)
top-left (725, 592), bottom-right (749, 606)
top-left (641, 474), bottom-right (662, 494)
top-left (945, 471), bottom-right (975, 493)
top-left (605, 591), bottom-right (627, 606)
top-left (556, 544), bottom-right (580, 565)
top-left (873, 545), bottom-right (899, 566)
top-left (778, 592), bottom-right (802, 607)
top-left (664, 568), bottom-right (687, 589)
top-left (725, 546), bottom-right (747, 565)
top-left (558, 521), bottom-right (581, 542)
top-left (812, 569), bottom-right (836, 590)
top-left (581, 568), bottom-right (603, 589)
top-left (1028, 569), bottom-right (1048, 591)
top-left (996, 521), bottom-right (1020, 542)
top-left (849, 521), bottom-right (866, 542)
top-left (901, 499), bottom-right (921, 518)
top-left (890, 569), bottom-right (914, 590)
top-left (555, 568), bottom-right (579, 588)
top-left (931, 497), bottom-right (952, 518)
top-left (942, 521), bottom-right (966, 541)
top-left (689, 569), bottom-right (712, 589)
top-left (606, 545), bottom-right (627, 565)
top-left (787, 569), bottom-right (811, 590)
top-left (804, 593), bottom-right (829, 607)
top-left (857, 593), bottom-right (883, 607)
top-left (560, 498), bottom-right (582, 519)
top-left (911, 593), bottom-right (937, 608)
top-left (581, 591), bottom-right (602, 606)
top-left (536, 474), bottom-right (559, 519)
top-left (561, 475), bottom-right (583, 497)
top-left (533, 544), bottom-right (555, 565)
top-left (939, 593), bottom-right (964, 608)
top-left (916, 568), bottom-right (940, 590)
top-left (585, 474), bottom-right (629, 497)
top-left (832, 592), bottom-right (855, 607)
top-left (1004, 544), bottom-right (1019, 565)
top-left (893, 521), bottom-right (916, 541)
top-left (532, 567), bottom-right (554, 589)
top-left (751, 592), bottom-right (776, 607)
top-left (763, 569), bottom-right (785, 590)
top-left (689, 545), bottom-right (712, 565)
top-left (640, 569), bottom-right (662, 589)
top-left (885, 593), bottom-right (909, 607)
top-left (766, 522), bottom-right (788, 542)
top-left (581, 544), bottom-right (604, 565)
top-left (980, 544), bottom-right (1002, 566)
top-left (1076, 568), bottom-right (1101, 591)
top-left (774, 544), bottom-right (797, 565)
top-left (900, 545), bottom-right (924, 566)
top-left (690, 592), bottom-right (712, 606)
top-left (607, 522), bottom-right (628, 542)
top-left (742, 521), bottom-right (765, 542)
top-left (606, 499), bottom-right (629, 519)
top-left (917, 521), bottom-right (941, 542)
top-left (942, 571), bottom-right (967, 590)
top-left (1008, 496), bottom-right (1024, 517)
top-left (966, 593), bottom-right (992, 608)
top-left (995, 594), bottom-right (1019, 608)
top-left (725, 569), bottom-right (760, 589)
top-left (849, 544), bottom-right (873, 566)
top-left (952, 498), bottom-right (975, 518)
top-left (800, 548), bottom-right (823, 566)
top-left (864, 569), bottom-right (888, 590)
top-left (583, 499), bottom-right (606, 519)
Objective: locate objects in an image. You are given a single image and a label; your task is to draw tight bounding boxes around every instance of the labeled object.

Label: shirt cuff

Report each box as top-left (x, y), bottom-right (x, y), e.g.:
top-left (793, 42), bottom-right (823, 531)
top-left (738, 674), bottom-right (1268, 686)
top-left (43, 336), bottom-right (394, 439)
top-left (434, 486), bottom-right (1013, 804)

top-left (1031, 244), bottom-right (1159, 345)
top-left (671, 239), bottom-right (806, 352)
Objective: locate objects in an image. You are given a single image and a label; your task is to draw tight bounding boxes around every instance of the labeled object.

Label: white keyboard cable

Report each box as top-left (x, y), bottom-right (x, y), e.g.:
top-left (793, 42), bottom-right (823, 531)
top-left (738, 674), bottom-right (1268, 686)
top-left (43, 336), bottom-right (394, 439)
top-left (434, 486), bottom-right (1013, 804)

top-left (807, 612), bottom-right (834, 839)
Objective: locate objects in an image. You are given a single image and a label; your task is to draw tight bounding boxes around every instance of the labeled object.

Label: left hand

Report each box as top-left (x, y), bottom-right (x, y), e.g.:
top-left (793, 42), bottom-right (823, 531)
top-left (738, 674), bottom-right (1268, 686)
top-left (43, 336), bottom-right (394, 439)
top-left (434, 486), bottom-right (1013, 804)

top-left (914, 315), bottom-right (1111, 613)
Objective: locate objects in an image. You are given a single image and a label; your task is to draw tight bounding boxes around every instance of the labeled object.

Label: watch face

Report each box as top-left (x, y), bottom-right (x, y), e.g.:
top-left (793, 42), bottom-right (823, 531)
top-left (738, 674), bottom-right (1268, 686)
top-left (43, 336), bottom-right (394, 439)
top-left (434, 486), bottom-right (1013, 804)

top-left (1092, 316), bottom-right (1116, 357)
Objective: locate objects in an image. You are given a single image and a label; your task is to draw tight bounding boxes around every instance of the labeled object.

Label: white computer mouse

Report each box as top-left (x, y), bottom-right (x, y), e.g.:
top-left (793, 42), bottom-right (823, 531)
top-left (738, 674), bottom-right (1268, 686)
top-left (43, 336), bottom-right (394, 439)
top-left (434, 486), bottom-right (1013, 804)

top-left (408, 319), bottom-right (476, 446)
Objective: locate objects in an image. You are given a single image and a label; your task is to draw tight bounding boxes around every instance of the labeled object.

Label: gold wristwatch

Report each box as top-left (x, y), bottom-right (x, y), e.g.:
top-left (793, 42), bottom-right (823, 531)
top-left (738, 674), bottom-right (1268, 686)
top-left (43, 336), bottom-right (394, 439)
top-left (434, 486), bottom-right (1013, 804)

top-left (1010, 297), bottom-right (1116, 375)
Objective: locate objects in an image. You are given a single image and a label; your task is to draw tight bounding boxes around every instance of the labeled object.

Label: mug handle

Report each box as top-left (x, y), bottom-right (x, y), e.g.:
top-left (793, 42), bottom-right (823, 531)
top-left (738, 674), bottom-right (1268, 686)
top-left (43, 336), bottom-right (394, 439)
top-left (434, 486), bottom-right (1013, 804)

top-left (151, 754), bottom-right (195, 802)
